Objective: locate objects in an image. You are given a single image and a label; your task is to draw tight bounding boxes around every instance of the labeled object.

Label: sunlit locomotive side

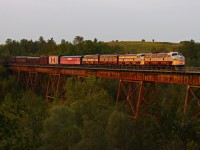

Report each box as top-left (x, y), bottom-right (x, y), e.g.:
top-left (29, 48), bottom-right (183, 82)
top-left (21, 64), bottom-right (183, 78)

top-left (141, 52), bottom-right (185, 66)
top-left (82, 55), bottom-right (99, 65)
top-left (170, 52), bottom-right (185, 66)
top-left (99, 54), bottom-right (118, 65)
top-left (118, 54), bottom-right (142, 65)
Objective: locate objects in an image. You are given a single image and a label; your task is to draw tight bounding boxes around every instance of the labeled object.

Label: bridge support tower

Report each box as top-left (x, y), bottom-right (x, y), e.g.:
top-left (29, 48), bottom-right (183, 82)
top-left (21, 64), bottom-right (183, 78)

top-left (184, 84), bottom-right (200, 121)
top-left (116, 80), bottom-right (158, 119)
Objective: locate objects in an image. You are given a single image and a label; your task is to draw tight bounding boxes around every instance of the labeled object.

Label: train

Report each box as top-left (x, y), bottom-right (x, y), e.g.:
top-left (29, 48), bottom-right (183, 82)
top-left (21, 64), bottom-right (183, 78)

top-left (5, 52), bottom-right (185, 68)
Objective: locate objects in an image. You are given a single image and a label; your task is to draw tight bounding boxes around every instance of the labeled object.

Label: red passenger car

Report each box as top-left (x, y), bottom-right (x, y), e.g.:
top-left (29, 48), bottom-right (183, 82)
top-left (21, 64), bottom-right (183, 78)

top-left (16, 56), bottom-right (27, 64)
top-left (7, 56), bottom-right (16, 64)
top-left (39, 56), bottom-right (49, 65)
top-left (27, 57), bottom-right (40, 65)
top-left (60, 56), bottom-right (82, 65)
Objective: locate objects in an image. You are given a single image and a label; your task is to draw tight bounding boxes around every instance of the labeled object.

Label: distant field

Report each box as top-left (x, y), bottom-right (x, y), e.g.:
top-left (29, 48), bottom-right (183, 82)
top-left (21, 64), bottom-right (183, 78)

top-left (107, 41), bottom-right (181, 53)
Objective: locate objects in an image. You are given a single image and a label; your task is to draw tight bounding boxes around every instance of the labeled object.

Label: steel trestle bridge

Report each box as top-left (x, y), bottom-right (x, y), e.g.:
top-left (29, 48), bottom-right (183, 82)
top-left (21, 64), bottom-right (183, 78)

top-left (7, 64), bottom-right (200, 119)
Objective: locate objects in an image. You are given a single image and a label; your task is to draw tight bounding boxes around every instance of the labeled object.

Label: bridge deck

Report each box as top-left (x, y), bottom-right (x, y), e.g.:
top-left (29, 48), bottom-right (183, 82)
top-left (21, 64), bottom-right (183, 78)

top-left (8, 65), bottom-right (200, 85)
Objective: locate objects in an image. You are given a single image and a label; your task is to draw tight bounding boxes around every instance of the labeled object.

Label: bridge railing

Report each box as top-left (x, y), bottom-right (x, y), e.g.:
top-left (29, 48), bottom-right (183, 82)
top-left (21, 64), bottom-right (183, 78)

top-left (79, 65), bottom-right (200, 73)
top-left (7, 63), bottom-right (200, 73)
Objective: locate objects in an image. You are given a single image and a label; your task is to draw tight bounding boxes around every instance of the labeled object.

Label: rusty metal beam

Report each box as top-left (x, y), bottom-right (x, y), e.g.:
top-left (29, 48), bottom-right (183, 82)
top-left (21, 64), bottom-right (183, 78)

top-left (26, 72), bottom-right (38, 91)
top-left (117, 80), bottom-right (158, 118)
top-left (46, 74), bottom-right (61, 101)
top-left (7, 65), bottom-right (200, 85)
top-left (184, 85), bottom-right (200, 121)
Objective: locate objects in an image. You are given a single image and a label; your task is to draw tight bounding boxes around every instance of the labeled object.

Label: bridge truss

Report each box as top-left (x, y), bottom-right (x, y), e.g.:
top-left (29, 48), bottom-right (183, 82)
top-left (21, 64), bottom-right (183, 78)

top-left (9, 65), bottom-right (200, 120)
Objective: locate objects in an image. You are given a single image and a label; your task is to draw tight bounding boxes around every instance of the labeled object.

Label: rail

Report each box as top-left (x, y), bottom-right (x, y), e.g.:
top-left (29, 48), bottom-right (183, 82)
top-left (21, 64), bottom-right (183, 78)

top-left (6, 64), bottom-right (200, 74)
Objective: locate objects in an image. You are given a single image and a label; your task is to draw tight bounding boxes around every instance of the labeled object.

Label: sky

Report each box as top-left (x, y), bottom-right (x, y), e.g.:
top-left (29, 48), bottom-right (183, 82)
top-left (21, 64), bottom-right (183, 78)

top-left (0, 0), bottom-right (200, 44)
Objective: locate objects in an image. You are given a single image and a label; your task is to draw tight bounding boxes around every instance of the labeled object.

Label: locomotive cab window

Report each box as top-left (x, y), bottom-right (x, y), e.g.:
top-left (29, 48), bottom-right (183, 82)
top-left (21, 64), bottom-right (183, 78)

top-left (172, 53), bottom-right (177, 56)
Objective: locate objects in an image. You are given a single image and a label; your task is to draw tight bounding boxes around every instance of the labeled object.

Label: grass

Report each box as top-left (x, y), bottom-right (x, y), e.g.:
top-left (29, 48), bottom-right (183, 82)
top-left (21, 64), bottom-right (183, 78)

top-left (107, 41), bottom-right (181, 53)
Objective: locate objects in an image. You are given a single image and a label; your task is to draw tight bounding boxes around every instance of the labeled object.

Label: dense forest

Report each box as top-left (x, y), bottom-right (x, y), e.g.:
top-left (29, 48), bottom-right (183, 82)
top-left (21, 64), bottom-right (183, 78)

top-left (0, 36), bottom-right (200, 150)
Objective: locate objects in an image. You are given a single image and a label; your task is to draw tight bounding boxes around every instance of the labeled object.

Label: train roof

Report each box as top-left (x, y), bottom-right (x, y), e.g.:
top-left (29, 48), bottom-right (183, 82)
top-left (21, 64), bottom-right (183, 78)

top-left (119, 54), bottom-right (139, 58)
top-left (119, 54), bottom-right (138, 56)
top-left (100, 54), bottom-right (119, 56)
top-left (83, 54), bottom-right (99, 56)
top-left (83, 55), bottom-right (99, 58)
top-left (60, 56), bottom-right (82, 58)
top-left (27, 56), bottom-right (40, 58)
top-left (16, 56), bottom-right (27, 58)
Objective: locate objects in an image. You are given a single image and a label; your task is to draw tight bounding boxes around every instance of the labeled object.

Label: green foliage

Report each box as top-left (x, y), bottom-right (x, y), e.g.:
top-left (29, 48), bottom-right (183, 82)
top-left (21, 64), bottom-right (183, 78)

top-left (106, 111), bottom-right (135, 150)
top-left (0, 36), bottom-right (123, 56)
top-left (74, 120), bottom-right (107, 150)
top-left (0, 75), bottom-right (18, 102)
top-left (179, 40), bottom-right (200, 66)
top-left (0, 75), bottom-right (200, 149)
top-left (0, 65), bottom-right (6, 75)
top-left (0, 91), bottom-right (47, 149)
top-left (41, 77), bottom-right (115, 150)
top-left (108, 41), bottom-right (181, 53)
top-left (41, 105), bottom-right (80, 150)
top-left (73, 36), bottom-right (84, 45)
top-left (64, 77), bottom-right (114, 126)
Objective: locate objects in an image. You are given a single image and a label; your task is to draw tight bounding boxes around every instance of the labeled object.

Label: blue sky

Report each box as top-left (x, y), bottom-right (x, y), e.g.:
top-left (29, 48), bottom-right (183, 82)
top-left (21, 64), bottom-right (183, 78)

top-left (0, 0), bottom-right (199, 44)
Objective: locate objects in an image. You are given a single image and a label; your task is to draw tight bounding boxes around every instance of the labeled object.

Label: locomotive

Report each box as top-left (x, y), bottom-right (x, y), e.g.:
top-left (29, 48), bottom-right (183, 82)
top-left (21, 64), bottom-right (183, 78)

top-left (6, 52), bottom-right (185, 68)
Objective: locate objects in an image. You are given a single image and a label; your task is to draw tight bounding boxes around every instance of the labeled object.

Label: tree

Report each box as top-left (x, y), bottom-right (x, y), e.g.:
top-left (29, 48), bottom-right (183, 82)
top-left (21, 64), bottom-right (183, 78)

top-left (74, 120), bottom-right (107, 150)
top-left (41, 105), bottom-right (80, 150)
top-left (179, 40), bottom-right (200, 66)
top-left (63, 77), bottom-right (114, 150)
top-left (0, 91), bottom-right (47, 149)
top-left (73, 36), bottom-right (84, 45)
top-left (106, 111), bottom-right (135, 150)
top-left (38, 36), bottom-right (46, 44)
